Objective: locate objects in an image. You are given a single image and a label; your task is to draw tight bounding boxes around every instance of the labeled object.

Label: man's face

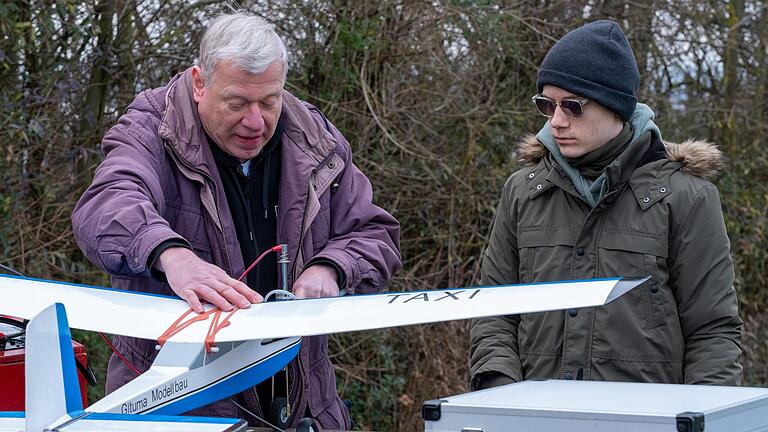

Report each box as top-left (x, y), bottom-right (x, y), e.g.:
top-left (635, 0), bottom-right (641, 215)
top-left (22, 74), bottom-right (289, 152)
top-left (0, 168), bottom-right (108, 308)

top-left (192, 60), bottom-right (284, 161)
top-left (543, 85), bottom-right (623, 158)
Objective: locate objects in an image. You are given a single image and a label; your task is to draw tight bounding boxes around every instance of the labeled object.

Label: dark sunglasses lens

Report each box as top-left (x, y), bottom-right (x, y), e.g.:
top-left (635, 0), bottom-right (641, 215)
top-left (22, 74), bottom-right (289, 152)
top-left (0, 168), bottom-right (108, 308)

top-left (534, 98), bottom-right (556, 117)
top-left (560, 100), bottom-right (583, 117)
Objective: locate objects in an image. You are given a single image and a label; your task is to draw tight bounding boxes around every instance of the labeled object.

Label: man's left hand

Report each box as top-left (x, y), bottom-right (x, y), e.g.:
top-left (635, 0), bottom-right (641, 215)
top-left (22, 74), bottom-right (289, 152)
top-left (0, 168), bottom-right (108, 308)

top-left (293, 264), bottom-right (340, 298)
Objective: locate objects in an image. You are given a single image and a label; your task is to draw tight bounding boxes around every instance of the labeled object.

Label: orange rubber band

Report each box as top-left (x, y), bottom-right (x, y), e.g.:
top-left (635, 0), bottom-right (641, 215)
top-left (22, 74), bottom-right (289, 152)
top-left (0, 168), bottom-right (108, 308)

top-left (204, 308), bottom-right (239, 353)
top-left (157, 307), bottom-right (239, 352)
top-left (157, 244), bottom-right (284, 351)
top-left (157, 307), bottom-right (216, 347)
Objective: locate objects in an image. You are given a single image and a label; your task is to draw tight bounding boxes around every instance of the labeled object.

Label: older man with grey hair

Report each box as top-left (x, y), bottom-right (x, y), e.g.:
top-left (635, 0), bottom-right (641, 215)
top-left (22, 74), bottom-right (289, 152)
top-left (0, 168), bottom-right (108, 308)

top-left (72, 12), bottom-right (402, 429)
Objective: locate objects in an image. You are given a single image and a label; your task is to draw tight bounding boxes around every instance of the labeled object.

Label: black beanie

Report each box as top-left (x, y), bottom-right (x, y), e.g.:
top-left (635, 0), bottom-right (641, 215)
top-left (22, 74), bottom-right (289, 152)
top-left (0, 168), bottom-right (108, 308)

top-left (536, 20), bottom-right (640, 122)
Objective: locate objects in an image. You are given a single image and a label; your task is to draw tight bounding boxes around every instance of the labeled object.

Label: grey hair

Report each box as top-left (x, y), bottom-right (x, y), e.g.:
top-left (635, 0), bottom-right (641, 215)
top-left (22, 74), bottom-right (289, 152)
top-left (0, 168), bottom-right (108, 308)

top-left (198, 13), bottom-right (288, 81)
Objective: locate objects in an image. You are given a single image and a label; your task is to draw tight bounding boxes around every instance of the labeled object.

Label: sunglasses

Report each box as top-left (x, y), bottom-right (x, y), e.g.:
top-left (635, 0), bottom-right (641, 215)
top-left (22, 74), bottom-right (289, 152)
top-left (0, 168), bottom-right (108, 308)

top-left (532, 94), bottom-right (589, 118)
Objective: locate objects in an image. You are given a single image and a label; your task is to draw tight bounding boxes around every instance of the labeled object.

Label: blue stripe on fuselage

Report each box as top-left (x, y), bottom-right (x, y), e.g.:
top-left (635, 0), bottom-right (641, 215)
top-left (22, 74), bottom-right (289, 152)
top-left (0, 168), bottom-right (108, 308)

top-left (150, 340), bottom-right (300, 415)
top-left (82, 412), bottom-right (239, 424)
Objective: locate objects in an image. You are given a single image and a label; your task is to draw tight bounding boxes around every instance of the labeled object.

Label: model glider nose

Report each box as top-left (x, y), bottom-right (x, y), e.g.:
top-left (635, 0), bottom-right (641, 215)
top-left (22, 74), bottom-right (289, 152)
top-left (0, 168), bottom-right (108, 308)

top-left (605, 277), bottom-right (651, 303)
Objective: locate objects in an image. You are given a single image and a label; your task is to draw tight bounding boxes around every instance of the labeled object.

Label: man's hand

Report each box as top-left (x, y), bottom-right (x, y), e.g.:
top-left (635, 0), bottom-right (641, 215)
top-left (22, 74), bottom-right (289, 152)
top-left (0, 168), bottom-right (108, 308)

top-left (292, 264), bottom-right (340, 299)
top-left (156, 247), bottom-right (262, 313)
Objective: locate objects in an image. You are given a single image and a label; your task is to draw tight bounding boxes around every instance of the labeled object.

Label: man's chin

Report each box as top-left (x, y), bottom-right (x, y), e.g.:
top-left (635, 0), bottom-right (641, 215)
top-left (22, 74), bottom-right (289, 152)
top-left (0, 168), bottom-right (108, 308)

top-left (235, 149), bottom-right (263, 161)
top-left (230, 139), bottom-right (266, 159)
top-left (558, 146), bottom-right (585, 159)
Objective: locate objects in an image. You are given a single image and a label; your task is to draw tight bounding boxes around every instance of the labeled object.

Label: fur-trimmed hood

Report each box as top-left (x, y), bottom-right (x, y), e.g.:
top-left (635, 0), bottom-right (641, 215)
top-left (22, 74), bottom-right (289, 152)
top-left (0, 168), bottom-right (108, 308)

top-left (515, 134), bottom-right (726, 180)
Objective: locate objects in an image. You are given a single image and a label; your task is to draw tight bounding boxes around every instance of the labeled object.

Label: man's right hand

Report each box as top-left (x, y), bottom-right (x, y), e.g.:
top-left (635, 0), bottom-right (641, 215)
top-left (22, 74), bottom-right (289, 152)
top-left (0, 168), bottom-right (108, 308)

top-left (156, 247), bottom-right (262, 313)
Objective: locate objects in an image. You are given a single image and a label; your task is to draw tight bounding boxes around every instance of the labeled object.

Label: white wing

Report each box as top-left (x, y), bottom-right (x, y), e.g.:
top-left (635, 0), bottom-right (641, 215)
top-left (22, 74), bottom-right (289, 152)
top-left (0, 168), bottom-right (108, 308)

top-left (209, 277), bottom-right (644, 341)
top-left (1, 274), bottom-right (190, 339)
top-left (0, 274), bottom-right (645, 343)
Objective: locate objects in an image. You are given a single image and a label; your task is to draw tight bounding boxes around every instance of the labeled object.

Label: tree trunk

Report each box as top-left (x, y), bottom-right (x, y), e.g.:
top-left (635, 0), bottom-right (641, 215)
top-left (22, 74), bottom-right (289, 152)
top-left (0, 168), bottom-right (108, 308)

top-left (752, 4), bottom-right (767, 134)
top-left (721, 0), bottom-right (744, 155)
top-left (74, 0), bottom-right (115, 180)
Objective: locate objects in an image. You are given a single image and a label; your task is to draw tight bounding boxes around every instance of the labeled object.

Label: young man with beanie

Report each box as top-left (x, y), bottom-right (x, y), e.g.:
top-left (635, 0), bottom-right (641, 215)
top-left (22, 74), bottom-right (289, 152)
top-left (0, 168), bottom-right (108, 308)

top-left (469, 20), bottom-right (742, 389)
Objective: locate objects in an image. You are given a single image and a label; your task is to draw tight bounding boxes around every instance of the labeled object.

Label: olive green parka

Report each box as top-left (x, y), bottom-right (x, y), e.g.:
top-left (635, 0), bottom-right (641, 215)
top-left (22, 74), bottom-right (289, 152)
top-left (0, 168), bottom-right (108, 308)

top-left (469, 131), bottom-right (743, 388)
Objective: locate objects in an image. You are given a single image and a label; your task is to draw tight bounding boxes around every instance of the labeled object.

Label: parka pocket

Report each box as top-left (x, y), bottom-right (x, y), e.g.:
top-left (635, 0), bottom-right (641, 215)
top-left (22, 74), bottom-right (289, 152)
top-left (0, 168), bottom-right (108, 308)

top-left (598, 231), bottom-right (669, 330)
top-left (593, 232), bottom-right (683, 370)
top-left (518, 228), bottom-right (577, 283)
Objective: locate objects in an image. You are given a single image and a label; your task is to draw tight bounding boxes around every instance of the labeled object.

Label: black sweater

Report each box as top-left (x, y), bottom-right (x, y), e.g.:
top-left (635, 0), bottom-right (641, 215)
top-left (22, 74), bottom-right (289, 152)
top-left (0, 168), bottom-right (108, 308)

top-left (209, 119), bottom-right (284, 296)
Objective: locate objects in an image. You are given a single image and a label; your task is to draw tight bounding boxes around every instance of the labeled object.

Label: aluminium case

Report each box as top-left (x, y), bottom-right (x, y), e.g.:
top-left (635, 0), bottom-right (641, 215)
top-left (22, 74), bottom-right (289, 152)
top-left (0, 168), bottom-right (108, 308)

top-left (423, 380), bottom-right (768, 432)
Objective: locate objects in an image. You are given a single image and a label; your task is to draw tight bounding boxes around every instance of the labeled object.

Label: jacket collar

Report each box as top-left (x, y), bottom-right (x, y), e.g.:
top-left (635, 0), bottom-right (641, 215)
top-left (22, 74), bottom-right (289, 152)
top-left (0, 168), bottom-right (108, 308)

top-left (280, 91), bottom-right (337, 164)
top-left (516, 134), bottom-right (725, 180)
top-left (519, 134), bottom-right (726, 207)
top-left (157, 69), bottom-right (216, 177)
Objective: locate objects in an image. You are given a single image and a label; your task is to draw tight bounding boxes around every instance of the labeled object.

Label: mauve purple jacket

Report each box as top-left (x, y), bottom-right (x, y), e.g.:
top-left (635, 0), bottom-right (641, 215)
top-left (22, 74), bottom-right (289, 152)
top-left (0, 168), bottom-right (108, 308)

top-left (71, 68), bottom-right (402, 428)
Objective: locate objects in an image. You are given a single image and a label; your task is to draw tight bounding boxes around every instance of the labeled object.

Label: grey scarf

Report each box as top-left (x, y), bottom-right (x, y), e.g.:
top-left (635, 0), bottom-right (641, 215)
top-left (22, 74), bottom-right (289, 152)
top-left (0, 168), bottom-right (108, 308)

top-left (536, 103), bottom-right (663, 207)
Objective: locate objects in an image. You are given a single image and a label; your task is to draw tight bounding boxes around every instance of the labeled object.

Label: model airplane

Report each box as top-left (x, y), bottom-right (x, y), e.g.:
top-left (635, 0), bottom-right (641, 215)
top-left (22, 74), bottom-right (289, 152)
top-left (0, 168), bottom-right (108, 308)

top-left (0, 273), bottom-right (646, 431)
top-left (1, 302), bottom-right (248, 432)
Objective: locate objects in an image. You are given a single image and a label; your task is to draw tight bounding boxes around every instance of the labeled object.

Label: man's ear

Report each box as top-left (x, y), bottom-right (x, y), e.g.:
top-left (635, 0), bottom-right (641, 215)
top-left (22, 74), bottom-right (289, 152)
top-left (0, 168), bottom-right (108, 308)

top-left (191, 66), bottom-right (206, 102)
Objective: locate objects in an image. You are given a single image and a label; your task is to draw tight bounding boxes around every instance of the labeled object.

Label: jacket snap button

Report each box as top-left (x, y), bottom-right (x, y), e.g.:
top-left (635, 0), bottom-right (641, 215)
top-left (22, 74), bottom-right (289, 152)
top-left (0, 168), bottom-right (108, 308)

top-left (660, 187), bottom-right (667, 193)
top-left (643, 197), bottom-right (650, 203)
top-left (568, 308), bottom-right (578, 317)
top-left (528, 172), bottom-right (535, 178)
top-left (576, 247), bottom-right (585, 256)
top-left (564, 371), bottom-right (574, 380)
top-left (650, 284), bottom-right (660, 294)
top-left (328, 161), bottom-right (335, 169)
top-left (536, 184), bottom-right (542, 190)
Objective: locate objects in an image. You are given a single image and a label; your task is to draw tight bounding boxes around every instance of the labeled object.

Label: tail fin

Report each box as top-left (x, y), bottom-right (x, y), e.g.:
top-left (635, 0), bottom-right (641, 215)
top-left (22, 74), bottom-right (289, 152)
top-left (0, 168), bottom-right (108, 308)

top-left (25, 303), bottom-right (83, 431)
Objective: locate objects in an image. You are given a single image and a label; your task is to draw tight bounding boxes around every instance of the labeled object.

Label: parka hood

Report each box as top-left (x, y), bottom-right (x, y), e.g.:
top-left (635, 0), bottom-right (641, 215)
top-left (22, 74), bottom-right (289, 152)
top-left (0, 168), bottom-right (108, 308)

top-left (515, 134), bottom-right (726, 180)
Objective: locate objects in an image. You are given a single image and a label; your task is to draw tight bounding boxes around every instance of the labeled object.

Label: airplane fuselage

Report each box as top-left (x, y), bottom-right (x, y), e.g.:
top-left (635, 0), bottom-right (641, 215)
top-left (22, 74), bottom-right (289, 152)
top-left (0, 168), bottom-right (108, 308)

top-left (89, 337), bottom-right (300, 416)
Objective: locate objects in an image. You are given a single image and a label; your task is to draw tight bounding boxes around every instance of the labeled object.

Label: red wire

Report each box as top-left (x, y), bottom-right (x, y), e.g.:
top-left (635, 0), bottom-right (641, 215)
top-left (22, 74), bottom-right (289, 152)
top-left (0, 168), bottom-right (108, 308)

top-left (102, 244), bottom-right (284, 375)
top-left (99, 332), bottom-right (141, 376)
top-left (238, 245), bottom-right (283, 281)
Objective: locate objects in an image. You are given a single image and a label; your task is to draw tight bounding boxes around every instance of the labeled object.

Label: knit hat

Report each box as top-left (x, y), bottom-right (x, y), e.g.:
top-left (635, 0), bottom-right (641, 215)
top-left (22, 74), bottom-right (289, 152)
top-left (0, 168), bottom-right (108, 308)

top-left (536, 20), bottom-right (640, 121)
